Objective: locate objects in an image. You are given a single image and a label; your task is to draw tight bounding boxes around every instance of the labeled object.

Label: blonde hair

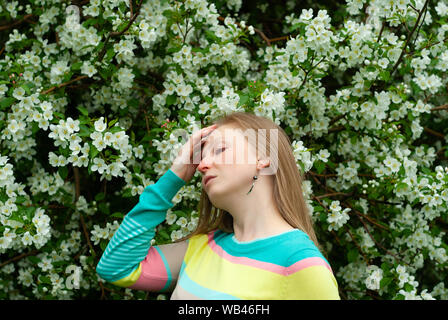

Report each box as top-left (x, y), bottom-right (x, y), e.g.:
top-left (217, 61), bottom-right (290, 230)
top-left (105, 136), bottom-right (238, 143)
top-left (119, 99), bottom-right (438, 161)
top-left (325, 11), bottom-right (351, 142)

top-left (172, 111), bottom-right (324, 254)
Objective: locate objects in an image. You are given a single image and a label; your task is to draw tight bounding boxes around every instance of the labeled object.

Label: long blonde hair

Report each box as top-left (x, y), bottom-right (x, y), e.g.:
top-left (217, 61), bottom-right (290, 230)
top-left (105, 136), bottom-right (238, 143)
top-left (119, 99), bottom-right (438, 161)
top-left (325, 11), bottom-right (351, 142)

top-left (172, 111), bottom-right (323, 254)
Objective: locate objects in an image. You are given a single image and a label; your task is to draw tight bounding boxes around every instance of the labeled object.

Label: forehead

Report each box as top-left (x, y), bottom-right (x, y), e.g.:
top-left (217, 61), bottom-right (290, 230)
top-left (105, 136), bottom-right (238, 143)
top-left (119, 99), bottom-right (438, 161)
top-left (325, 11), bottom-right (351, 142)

top-left (202, 126), bottom-right (245, 149)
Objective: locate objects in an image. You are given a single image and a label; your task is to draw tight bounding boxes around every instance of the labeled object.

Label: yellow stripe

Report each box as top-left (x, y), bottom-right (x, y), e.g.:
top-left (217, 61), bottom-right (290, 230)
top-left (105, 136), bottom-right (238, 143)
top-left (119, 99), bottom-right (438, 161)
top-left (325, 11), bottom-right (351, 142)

top-left (284, 265), bottom-right (340, 299)
top-left (184, 234), bottom-right (287, 299)
top-left (111, 263), bottom-right (142, 288)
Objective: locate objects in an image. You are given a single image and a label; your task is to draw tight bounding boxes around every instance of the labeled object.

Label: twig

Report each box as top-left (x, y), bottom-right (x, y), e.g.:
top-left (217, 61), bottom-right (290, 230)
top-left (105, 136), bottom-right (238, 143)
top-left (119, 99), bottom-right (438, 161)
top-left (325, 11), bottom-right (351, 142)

top-left (0, 14), bottom-right (34, 31)
top-left (41, 75), bottom-right (88, 95)
top-left (345, 226), bottom-right (370, 265)
top-left (73, 165), bottom-right (108, 299)
top-left (431, 104), bottom-right (448, 112)
top-left (351, 206), bottom-right (410, 267)
top-left (315, 192), bottom-right (353, 200)
top-left (0, 249), bottom-right (39, 268)
top-left (343, 201), bottom-right (389, 231)
top-left (412, 2), bottom-right (428, 48)
top-left (388, 0), bottom-right (430, 79)
top-left (217, 16), bottom-right (290, 47)
top-left (423, 127), bottom-right (445, 139)
top-left (143, 109), bottom-right (151, 137)
top-left (73, 166), bottom-right (95, 256)
top-left (405, 35), bottom-right (448, 58)
top-left (376, 20), bottom-right (385, 43)
top-left (97, 0), bottom-right (143, 62)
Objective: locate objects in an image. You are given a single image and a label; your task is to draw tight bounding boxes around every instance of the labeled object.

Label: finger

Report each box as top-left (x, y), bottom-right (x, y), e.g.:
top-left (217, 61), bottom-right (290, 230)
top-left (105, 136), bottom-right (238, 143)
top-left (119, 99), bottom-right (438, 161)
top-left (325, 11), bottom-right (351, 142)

top-left (192, 125), bottom-right (217, 147)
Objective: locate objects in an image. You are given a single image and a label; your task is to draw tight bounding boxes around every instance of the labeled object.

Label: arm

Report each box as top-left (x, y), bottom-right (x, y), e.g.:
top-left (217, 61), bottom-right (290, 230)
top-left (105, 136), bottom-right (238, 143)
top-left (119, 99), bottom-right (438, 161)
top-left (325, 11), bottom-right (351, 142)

top-left (283, 249), bottom-right (341, 300)
top-left (95, 169), bottom-right (187, 292)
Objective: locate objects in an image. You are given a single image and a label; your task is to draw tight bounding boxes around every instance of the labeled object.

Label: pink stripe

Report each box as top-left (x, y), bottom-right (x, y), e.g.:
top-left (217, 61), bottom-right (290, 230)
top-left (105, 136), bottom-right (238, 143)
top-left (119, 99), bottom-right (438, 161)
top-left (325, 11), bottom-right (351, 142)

top-left (128, 246), bottom-right (169, 291)
top-left (286, 256), bottom-right (333, 275)
top-left (207, 232), bottom-right (333, 276)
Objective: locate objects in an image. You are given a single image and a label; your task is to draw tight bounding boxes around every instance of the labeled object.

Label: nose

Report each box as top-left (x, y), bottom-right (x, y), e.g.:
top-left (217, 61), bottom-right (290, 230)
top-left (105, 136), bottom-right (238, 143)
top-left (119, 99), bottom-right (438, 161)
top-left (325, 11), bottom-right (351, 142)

top-left (197, 153), bottom-right (213, 174)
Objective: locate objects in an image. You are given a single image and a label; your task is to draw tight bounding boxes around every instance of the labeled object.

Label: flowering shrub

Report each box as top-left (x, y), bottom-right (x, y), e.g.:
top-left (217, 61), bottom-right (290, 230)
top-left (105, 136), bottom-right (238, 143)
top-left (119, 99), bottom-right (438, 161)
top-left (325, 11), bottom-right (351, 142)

top-left (0, 0), bottom-right (448, 300)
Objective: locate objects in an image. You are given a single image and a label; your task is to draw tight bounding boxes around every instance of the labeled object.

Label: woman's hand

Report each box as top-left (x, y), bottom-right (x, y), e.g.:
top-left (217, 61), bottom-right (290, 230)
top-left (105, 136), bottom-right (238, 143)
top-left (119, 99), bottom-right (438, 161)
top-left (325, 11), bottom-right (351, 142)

top-left (170, 124), bottom-right (217, 183)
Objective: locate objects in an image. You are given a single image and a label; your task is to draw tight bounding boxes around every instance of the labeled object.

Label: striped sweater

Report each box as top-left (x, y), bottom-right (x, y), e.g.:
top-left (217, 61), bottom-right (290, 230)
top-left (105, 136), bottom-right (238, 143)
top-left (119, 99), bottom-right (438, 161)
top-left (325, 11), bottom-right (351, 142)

top-left (96, 169), bottom-right (340, 300)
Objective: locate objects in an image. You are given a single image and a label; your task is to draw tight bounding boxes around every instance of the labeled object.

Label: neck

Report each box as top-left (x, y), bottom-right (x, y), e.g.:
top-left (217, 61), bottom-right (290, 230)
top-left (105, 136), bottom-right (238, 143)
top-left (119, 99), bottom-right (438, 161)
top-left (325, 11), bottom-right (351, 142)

top-left (225, 181), bottom-right (294, 243)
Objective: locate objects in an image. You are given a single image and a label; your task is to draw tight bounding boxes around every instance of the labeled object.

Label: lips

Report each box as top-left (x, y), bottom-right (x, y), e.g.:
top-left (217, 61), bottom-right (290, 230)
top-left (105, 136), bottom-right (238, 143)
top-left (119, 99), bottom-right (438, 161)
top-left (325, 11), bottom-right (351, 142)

top-left (204, 176), bottom-right (216, 186)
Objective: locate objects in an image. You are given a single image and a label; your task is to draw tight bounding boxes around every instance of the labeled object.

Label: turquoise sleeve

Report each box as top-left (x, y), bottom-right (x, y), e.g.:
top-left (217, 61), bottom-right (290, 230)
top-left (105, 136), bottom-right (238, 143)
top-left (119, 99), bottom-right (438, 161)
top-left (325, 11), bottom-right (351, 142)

top-left (95, 169), bottom-right (186, 282)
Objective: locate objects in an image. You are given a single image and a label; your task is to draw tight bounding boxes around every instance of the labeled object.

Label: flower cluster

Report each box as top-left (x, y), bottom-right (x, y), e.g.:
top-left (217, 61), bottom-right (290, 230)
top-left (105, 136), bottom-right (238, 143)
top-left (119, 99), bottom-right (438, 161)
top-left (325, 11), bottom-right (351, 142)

top-left (0, 0), bottom-right (447, 301)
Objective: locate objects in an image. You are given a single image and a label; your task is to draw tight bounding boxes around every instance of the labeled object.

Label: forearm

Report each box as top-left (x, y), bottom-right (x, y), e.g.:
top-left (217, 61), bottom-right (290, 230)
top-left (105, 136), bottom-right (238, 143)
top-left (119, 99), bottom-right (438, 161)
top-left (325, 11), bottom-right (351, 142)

top-left (95, 169), bottom-right (186, 283)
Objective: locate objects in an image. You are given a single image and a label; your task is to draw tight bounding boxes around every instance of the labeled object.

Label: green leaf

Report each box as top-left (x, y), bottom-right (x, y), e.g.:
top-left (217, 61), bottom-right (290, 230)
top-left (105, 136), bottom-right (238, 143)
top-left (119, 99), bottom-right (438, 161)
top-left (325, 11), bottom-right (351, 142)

top-left (116, 21), bottom-right (129, 33)
top-left (99, 202), bottom-right (109, 214)
top-left (72, 62), bottom-right (83, 71)
top-left (39, 276), bottom-right (52, 285)
top-left (0, 97), bottom-right (16, 110)
top-left (108, 118), bottom-right (118, 128)
top-left (95, 192), bottom-right (105, 201)
top-left (204, 30), bottom-right (219, 42)
top-left (347, 248), bottom-right (359, 263)
top-left (58, 166), bottom-right (68, 180)
top-left (89, 144), bottom-right (99, 159)
top-left (380, 70), bottom-right (390, 82)
top-left (122, 188), bottom-right (134, 198)
top-left (166, 94), bottom-right (177, 106)
top-left (109, 126), bottom-right (122, 133)
top-left (238, 94), bottom-right (249, 107)
top-left (319, 212), bottom-right (327, 222)
top-left (158, 229), bottom-right (170, 240)
top-left (166, 46), bottom-right (182, 53)
top-left (314, 160), bottom-right (325, 174)
top-left (77, 105), bottom-right (89, 116)
top-left (78, 124), bottom-right (91, 137)
top-left (395, 182), bottom-right (408, 191)
top-left (105, 47), bottom-right (115, 62)
top-left (110, 212), bottom-right (124, 219)
top-left (28, 256), bottom-right (41, 264)
top-left (100, 240), bottom-right (108, 251)
top-left (380, 277), bottom-right (393, 288)
top-left (82, 18), bottom-right (99, 28)
top-left (404, 283), bottom-right (413, 292)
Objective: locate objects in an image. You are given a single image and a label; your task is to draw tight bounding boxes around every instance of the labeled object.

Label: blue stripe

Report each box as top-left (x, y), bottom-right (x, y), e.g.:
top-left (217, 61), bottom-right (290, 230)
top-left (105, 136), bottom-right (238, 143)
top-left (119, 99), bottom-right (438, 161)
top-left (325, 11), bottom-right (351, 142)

top-left (155, 246), bottom-right (172, 291)
top-left (179, 269), bottom-right (241, 300)
top-left (214, 229), bottom-right (328, 266)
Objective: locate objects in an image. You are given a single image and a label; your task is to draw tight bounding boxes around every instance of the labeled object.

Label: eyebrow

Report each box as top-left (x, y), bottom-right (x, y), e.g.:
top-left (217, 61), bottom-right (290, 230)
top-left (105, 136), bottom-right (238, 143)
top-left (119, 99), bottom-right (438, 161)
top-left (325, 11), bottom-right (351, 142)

top-left (201, 137), bottom-right (226, 157)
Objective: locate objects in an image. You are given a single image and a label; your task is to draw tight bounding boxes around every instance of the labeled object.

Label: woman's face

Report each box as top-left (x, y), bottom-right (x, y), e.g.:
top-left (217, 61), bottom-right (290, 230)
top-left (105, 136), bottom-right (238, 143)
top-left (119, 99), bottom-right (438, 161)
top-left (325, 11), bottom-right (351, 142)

top-left (197, 125), bottom-right (258, 200)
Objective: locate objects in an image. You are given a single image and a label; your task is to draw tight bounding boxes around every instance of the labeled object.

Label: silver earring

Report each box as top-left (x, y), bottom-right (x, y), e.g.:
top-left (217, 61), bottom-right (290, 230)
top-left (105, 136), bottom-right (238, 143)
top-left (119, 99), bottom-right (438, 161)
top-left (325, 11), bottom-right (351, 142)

top-left (246, 175), bottom-right (258, 195)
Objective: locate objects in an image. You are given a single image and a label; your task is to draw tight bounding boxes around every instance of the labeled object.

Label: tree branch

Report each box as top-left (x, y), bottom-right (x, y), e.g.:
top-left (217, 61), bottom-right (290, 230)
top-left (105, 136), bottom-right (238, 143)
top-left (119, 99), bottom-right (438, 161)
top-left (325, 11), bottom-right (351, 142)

top-left (431, 104), bottom-right (448, 112)
top-left (388, 0), bottom-right (430, 79)
top-left (423, 127), bottom-right (446, 139)
top-left (97, 0), bottom-right (143, 62)
top-left (0, 14), bottom-right (34, 31)
top-left (41, 75), bottom-right (88, 95)
top-left (0, 249), bottom-right (39, 268)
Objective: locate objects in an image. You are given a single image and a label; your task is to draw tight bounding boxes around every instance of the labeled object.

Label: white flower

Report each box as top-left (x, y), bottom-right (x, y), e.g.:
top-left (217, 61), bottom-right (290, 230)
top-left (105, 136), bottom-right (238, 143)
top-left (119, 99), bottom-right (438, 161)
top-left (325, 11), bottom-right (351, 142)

top-left (12, 87), bottom-right (26, 100)
top-left (22, 231), bottom-right (33, 246)
top-left (317, 149), bottom-right (330, 162)
top-left (365, 265), bottom-right (383, 291)
top-left (176, 216), bottom-right (188, 227)
top-left (91, 158), bottom-right (107, 174)
top-left (166, 211), bottom-right (177, 225)
top-left (94, 117), bottom-right (107, 132)
top-left (81, 61), bottom-right (97, 77)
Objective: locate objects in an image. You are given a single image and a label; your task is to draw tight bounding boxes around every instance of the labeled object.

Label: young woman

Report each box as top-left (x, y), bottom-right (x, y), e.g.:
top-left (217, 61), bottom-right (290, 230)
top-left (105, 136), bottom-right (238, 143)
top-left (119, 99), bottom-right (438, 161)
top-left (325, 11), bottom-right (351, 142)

top-left (96, 112), bottom-right (340, 300)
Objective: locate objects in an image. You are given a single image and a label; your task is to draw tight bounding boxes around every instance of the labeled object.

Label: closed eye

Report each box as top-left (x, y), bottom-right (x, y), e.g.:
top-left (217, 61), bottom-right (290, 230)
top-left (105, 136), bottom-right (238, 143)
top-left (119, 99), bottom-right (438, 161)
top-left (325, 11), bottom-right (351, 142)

top-left (215, 147), bottom-right (226, 154)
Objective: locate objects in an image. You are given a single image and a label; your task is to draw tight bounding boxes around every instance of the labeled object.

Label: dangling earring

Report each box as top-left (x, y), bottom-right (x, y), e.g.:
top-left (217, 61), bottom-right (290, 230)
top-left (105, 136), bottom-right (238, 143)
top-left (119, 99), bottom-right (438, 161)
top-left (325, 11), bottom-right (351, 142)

top-left (246, 175), bottom-right (258, 195)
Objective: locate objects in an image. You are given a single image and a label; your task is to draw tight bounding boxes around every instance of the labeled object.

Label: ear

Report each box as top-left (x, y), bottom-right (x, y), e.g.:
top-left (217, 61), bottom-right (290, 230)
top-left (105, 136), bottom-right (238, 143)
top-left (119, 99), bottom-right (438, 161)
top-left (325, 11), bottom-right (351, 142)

top-left (257, 158), bottom-right (270, 170)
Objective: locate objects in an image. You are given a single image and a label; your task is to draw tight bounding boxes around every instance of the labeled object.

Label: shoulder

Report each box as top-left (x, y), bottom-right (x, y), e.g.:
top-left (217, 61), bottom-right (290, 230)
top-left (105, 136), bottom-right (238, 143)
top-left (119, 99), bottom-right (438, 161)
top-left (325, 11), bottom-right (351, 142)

top-left (284, 230), bottom-right (332, 272)
top-left (186, 228), bottom-right (222, 245)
